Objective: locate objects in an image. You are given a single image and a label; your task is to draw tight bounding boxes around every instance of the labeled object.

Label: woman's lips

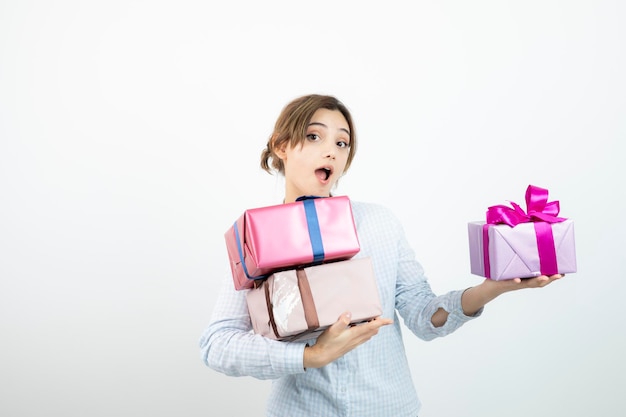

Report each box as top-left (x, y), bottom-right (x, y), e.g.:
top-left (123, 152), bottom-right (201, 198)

top-left (315, 168), bottom-right (331, 182)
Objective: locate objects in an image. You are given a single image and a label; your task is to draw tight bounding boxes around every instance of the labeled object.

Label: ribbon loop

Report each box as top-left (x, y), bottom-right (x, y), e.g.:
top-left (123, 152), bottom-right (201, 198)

top-left (486, 184), bottom-right (566, 227)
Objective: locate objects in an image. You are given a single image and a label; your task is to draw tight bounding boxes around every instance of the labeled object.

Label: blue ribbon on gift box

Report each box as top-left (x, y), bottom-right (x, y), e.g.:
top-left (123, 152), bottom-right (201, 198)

top-left (298, 197), bottom-right (325, 264)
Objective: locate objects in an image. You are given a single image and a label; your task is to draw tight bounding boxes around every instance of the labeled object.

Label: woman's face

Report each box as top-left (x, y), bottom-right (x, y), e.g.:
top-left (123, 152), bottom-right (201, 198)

top-left (277, 108), bottom-right (351, 203)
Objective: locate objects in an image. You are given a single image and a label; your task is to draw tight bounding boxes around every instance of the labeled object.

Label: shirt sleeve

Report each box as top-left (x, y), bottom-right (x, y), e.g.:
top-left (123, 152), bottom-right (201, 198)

top-left (392, 213), bottom-right (483, 341)
top-left (199, 271), bottom-right (307, 380)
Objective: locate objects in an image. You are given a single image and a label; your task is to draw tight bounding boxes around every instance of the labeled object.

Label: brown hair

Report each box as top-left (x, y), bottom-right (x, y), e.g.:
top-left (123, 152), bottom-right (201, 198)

top-left (260, 94), bottom-right (357, 175)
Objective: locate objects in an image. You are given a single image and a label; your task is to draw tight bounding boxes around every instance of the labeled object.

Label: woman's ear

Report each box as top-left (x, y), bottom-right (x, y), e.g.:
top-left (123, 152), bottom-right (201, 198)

top-left (275, 143), bottom-right (288, 160)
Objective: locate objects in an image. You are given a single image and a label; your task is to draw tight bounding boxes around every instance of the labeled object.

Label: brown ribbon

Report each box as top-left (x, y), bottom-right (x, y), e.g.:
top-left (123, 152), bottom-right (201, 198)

top-left (296, 268), bottom-right (319, 330)
top-left (264, 281), bottom-right (280, 339)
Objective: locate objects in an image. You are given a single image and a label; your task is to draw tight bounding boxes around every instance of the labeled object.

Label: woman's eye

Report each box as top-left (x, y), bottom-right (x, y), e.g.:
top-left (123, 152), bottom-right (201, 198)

top-left (306, 133), bottom-right (320, 141)
top-left (337, 141), bottom-right (349, 148)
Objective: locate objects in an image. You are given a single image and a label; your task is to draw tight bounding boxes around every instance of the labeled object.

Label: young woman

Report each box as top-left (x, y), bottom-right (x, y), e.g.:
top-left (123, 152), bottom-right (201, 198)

top-left (199, 94), bottom-right (563, 416)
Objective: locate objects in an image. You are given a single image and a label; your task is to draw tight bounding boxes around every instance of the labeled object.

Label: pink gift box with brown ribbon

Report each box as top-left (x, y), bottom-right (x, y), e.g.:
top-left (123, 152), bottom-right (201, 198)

top-left (468, 185), bottom-right (577, 281)
top-left (246, 257), bottom-right (382, 342)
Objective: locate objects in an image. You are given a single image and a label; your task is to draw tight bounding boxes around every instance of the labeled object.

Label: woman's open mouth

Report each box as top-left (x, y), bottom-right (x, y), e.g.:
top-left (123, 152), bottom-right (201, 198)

top-left (315, 167), bottom-right (332, 182)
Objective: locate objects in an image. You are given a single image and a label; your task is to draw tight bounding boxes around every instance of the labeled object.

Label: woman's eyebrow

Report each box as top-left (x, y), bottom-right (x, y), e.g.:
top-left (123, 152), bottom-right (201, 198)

top-left (307, 122), bottom-right (350, 136)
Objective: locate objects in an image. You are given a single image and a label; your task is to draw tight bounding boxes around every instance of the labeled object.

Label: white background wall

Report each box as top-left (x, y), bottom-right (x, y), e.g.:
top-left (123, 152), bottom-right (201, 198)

top-left (1, 1), bottom-right (624, 416)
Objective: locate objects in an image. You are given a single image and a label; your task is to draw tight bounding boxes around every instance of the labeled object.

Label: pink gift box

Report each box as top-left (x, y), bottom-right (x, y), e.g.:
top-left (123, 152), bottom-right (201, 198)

top-left (467, 185), bottom-right (577, 281)
top-left (246, 257), bottom-right (382, 341)
top-left (225, 196), bottom-right (360, 291)
top-left (468, 219), bottom-right (577, 280)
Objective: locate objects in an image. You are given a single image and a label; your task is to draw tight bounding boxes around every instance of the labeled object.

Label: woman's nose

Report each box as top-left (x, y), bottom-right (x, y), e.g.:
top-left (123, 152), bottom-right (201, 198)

top-left (323, 144), bottom-right (336, 159)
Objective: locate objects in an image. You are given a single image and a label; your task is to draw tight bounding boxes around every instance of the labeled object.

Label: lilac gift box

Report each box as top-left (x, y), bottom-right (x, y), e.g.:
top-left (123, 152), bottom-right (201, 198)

top-left (246, 257), bottom-right (382, 342)
top-left (467, 185), bottom-right (577, 281)
top-left (225, 196), bottom-right (360, 291)
top-left (468, 220), bottom-right (577, 280)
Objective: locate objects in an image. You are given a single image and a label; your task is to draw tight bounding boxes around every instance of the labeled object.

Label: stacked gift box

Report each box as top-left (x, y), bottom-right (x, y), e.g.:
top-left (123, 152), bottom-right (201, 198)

top-left (224, 196), bottom-right (382, 341)
top-left (468, 185), bottom-right (577, 280)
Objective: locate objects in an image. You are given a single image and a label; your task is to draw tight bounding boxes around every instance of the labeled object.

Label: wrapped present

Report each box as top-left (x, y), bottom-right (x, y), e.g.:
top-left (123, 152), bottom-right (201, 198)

top-left (246, 257), bottom-right (382, 341)
top-left (225, 195), bottom-right (360, 291)
top-left (468, 185), bottom-right (577, 281)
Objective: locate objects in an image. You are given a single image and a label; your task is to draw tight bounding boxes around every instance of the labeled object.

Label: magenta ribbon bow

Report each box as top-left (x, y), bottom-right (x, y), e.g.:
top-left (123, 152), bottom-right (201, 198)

top-left (486, 185), bottom-right (566, 226)
top-left (482, 185), bottom-right (567, 278)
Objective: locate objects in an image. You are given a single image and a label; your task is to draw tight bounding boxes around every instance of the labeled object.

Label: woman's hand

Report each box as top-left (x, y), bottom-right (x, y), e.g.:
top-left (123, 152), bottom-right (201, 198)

top-left (303, 313), bottom-right (393, 369)
top-left (461, 274), bottom-right (565, 316)
top-left (491, 273), bottom-right (565, 291)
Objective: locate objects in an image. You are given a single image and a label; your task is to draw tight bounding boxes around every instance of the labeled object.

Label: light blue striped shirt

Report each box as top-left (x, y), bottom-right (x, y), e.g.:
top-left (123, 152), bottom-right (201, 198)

top-left (200, 200), bottom-right (482, 416)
